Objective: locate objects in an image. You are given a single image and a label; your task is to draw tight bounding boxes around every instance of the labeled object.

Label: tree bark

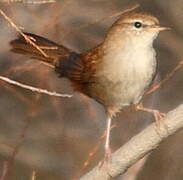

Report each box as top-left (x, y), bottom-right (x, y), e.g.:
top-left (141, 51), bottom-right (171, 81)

top-left (80, 104), bottom-right (183, 180)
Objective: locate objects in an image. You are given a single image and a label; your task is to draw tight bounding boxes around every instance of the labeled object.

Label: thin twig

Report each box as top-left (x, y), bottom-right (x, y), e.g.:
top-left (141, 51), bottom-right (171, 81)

top-left (30, 171), bottom-right (36, 180)
top-left (0, 76), bottom-right (72, 98)
top-left (0, 161), bottom-right (8, 180)
top-left (61, 4), bottom-right (139, 40)
top-left (0, 9), bottom-right (48, 58)
top-left (72, 4), bottom-right (139, 31)
top-left (146, 60), bottom-right (183, 95)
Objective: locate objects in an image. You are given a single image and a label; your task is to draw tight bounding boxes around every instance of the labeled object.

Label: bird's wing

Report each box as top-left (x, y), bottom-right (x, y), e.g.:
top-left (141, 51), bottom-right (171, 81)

top-left (55, 46), bottom-right (101, 85)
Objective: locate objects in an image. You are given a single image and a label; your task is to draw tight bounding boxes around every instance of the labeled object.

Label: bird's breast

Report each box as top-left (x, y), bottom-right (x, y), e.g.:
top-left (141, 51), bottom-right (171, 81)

top-left (87, 47), bottom-right (157, 114)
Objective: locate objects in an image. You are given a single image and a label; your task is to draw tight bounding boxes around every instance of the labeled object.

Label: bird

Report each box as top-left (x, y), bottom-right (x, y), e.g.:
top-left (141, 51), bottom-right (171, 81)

top-left (10, 11), bottom-right (169, 161)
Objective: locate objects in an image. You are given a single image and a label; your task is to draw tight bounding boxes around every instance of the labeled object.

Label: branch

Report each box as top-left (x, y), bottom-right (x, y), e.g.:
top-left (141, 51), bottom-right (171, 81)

top-left (0, 76), bottom-right (72, 98)
top-left (80, 104), bottom-right (183, 180)
top-left (146, 59), bottom-right (183, 95)
top-left (61, 4), bottom-right (139, 41)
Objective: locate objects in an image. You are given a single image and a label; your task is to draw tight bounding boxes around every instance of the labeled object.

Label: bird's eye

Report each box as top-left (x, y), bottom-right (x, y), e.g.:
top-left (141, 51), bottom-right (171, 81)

top-left (134, 22), bottom-right (142, 28)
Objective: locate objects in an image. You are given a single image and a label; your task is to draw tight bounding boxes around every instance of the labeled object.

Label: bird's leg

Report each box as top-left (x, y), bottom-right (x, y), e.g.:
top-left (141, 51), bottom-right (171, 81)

top-left (99, 115), bottom-right (112, 168)
top-left (104, 116), bottom-right (112, 161)
top-left (135, 103), bottom-right (166, 127)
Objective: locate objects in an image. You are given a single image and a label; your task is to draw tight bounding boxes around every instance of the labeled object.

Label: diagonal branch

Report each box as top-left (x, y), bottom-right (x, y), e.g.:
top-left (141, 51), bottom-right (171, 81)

top-left (146, 59), bottom-right (183, 95)
top-left (80, 104), bottom-right (183, 180)
top-left (0, 75), bottom-right (72, 98)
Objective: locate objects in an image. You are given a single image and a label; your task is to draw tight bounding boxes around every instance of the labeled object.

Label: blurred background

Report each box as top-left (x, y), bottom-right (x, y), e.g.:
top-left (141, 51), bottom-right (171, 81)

top-left (0, 0), bottom-right (183, 179)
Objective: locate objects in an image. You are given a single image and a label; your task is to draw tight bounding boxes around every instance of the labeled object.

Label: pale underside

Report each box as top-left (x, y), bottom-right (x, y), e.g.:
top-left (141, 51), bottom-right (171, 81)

top-left (87, 39), bottom-right (157, 117)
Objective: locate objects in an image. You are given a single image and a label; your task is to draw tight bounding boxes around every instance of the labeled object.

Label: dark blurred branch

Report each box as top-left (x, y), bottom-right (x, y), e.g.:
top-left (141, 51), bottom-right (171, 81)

top-left (80, 104), bottom-right (183, 180)
top-left (146, 59), bottom-right (183, 95)
top-left (0, 161), bottom-right (8, 180)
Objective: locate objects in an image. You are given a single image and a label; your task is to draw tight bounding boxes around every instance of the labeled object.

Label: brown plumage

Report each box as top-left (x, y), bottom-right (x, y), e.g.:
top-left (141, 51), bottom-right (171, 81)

top-left (10, 32), bottom-right (103, 101)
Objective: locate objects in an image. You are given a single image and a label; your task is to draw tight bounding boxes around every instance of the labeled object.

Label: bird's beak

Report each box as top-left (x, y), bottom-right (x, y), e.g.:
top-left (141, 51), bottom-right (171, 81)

top-left (152, 25), bottom-right (171, 31)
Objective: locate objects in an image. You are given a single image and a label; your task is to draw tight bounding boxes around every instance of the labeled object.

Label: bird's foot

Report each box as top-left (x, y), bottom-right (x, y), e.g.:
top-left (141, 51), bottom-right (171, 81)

top-left (99, 115), bottom-right (112, 170)
top-left (99, 146), bottom-right (112, 170)
top-left (135, 103), bottom-right (167, 133)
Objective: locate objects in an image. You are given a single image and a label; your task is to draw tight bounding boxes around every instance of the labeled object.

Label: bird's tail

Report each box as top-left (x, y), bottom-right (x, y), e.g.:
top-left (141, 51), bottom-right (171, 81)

top-left (10, 32), bottom-right (71, 65)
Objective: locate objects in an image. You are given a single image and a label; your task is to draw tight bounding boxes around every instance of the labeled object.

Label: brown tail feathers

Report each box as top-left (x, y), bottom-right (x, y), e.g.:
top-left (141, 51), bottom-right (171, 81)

top-left (10, 32), bottom-right (71, 65)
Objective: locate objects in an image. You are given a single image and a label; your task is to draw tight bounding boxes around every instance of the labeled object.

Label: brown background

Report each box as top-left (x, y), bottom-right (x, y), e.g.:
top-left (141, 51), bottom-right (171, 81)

top-left (0, 0), bottom-right (183, 179)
